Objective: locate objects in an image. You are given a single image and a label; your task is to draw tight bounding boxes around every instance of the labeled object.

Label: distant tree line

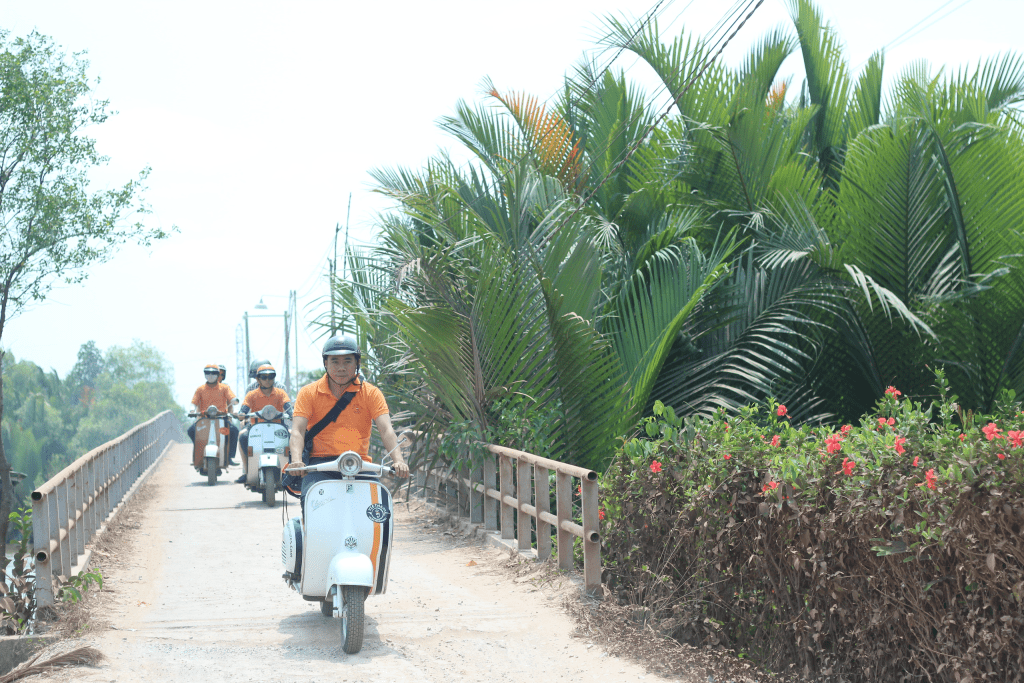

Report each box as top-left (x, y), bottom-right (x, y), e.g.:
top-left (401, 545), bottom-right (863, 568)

top-left (1, 340), bottom-right (182, 509)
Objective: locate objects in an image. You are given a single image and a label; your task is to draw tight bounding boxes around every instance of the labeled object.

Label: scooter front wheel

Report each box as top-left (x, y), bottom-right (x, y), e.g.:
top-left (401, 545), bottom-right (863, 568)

top-left (340, 585), bottom-right (365, 654)
top-left (206, 456), bottom-right (218, 486)
top-left (263, 468), bottom-right (278, 507)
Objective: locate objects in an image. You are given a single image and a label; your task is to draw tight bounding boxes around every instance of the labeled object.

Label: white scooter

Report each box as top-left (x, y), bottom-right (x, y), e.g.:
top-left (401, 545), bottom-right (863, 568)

top-left (281, 451), bottom-right (396, 654)
top-left (241, 404), bottom-right (292, 506)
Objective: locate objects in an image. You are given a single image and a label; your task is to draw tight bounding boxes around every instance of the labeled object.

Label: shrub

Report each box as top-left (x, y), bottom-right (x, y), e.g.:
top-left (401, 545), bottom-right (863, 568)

top-left (601, 370), bottom-right (1024, 681)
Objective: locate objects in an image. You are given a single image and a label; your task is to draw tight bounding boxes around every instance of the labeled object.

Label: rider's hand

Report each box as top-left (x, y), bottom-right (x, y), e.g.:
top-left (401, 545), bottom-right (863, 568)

top-left (392, 460), bottom-right (410, 479)
top-left (283, 461), bottom-right (305, 478)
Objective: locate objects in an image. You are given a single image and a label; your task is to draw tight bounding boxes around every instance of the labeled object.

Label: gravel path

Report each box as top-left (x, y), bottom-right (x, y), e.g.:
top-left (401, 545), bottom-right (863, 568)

top-left (25, 444), bottom-right (678, 682)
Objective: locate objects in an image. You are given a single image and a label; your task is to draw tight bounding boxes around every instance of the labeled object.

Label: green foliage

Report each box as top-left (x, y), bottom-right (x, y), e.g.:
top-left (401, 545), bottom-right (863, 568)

top-left (0, 27), bottom-right (172, 548)
top-left (0, 508), bottom-right (104, 633)
top-left (57, 568), bottom-right (103, 604)
top-left (2, 340), bottom-right (181, 511)
top-left (0, 507), bottom-right (37, 633)
top-left (601, 369), bottom-right (1024, 679)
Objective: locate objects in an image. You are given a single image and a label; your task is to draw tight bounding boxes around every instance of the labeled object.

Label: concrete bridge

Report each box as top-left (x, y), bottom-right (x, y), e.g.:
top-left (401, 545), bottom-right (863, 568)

top-left (20, 418), bottom-right (671, 682)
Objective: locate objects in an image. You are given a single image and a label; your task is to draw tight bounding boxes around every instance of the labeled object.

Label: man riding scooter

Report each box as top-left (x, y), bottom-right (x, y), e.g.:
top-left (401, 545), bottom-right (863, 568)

top-left (188, 363), bottom-right (240, 459)
top-left (244, 358), bottom-right (273, 394)
top-left (236, 364), bottom-right (291, 484)
top-left (284, 334), bottom-right (409, 508)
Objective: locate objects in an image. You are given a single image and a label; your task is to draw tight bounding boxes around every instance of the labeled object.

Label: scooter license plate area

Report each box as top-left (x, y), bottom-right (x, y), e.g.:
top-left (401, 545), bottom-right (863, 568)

top-left (300, 480), bottom-right (394, 598)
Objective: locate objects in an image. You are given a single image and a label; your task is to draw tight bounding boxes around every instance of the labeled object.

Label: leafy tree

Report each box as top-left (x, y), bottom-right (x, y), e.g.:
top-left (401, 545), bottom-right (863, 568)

top-left (0, 31), bottom-right (171, 544)
top-left (327, 0), bottom-right (1024, 473)
top-left (65, 340), bottom-right (104, 406)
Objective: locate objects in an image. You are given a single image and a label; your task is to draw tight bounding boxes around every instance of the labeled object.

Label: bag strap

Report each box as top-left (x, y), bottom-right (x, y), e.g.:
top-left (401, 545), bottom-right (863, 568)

top-left (304, 388), bottom-right (357, 448)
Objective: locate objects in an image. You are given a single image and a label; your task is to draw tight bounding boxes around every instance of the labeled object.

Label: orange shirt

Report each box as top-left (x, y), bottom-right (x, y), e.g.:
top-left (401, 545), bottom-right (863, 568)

top-left (293, 375), bottom-right (388, 460)
top-left (191, 383), bottom-right (236, 413)
top-left (243, 387), bottom-right (290, 421)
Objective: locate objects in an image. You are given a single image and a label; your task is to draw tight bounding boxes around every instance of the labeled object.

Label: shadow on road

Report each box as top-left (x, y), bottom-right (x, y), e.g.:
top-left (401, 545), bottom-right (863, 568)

top-left (274, 611), bottom-right (393, 660)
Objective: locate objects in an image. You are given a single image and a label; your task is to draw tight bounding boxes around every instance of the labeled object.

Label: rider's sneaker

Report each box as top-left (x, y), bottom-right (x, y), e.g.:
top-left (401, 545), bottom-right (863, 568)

top-left (235, 474), bottom-right (247, 484)
top-left (229, 459), bottom-right (238, 466)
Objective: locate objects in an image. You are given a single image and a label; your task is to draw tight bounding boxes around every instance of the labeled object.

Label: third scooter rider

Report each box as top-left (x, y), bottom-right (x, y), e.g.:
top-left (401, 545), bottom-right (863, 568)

top-left (285, 335), bottom-right (409, 508)
top-left (236, 364), bottom-right (291, 484)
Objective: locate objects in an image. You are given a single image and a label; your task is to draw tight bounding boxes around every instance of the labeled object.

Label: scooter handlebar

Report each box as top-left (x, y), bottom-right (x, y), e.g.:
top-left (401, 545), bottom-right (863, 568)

top-left (287, 452), bottom-right (392, 476)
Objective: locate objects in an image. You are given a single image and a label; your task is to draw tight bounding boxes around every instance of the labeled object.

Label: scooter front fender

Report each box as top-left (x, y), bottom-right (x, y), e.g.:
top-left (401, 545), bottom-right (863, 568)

top-left (326, 552), bottom-right (374, 589)
top-left (204, 444), bottom-right (219, 461)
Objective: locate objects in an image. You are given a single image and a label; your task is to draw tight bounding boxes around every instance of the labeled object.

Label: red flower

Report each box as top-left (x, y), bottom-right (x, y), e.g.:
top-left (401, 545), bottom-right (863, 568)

top-left (912, 456), bottom-right (919, 467)
top-left (724, 422), bottom-right (730, 431)
top-left (598, 509), bottom-right (606, 520)
top-left (1007, 430), bottom-right (1023, 448)
top-left (983, 422), bottom-right (1003, 441)
top-left (877, 417), bottom-right (887, 429)
top-left (836, 458), bottom-right (855, 476)
top-left (650, 460), bottom-right (662, 473)
top-left (923, 468), bottom-right (937, 489)
top-left (894, 436), bottom-right (907, 454)
top-left (887, 417), bottom-right (895, 426)
top-left (825, 434), bottom-right (843, 454)
top-left (959, 433), bottom-right (966, 442)
top-left (776, 405), bottom-right (788, 417)
top-left (762, 481), bottom-right (779, 493)
top-left (840, 424), bottom-right (852, 435)
top-left (998, 453), bottom-right (1006, 460)
top-left (770, 435), bottom-right (780, 447)
top-left (724, 453), bottom-right (731, 460)
top-left (885, 386), bottom-right (902, 398)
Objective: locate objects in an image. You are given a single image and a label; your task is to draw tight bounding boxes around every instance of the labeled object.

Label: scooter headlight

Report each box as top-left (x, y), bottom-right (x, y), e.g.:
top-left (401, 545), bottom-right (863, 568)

top-left (259, 405), bottom-right (280, 421)
top-left (205, 405), bottom-right (218, 417)
top-left (339, 453), bottom-right (362, 476)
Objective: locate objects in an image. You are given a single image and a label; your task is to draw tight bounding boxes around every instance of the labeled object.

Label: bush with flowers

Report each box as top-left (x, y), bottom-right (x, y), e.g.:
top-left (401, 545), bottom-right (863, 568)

top-left (600, 369), bottom-right (1024, 681)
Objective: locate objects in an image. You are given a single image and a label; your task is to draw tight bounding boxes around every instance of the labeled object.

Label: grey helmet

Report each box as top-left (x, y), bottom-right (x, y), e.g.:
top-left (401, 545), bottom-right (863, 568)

top-left (248, 358), bottom-right (271, 379)
top-left (322, 334), bottom-right (360, 365)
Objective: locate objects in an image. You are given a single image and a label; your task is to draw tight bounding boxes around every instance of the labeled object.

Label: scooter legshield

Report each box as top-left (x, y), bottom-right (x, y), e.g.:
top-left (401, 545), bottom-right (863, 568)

top-left (299, 478), bottom-right (393, 599)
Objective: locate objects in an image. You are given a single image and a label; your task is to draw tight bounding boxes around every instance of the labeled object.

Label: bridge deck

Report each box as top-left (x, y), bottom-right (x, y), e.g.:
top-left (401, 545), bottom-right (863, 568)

top-left (28, 443), bottom-right (671, 682)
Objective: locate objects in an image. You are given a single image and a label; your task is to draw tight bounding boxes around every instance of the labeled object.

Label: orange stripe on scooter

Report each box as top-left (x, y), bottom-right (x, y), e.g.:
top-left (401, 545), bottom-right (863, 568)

top-left (369, 484), bottom-right (381, 585)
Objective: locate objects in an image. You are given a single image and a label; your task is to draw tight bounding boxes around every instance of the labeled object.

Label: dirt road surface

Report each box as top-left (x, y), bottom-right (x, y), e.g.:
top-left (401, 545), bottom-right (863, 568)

top-left (28, 444), bottom-right (676, 682)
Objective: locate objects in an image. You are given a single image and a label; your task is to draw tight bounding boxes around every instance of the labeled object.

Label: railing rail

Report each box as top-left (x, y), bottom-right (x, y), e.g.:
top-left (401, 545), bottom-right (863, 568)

top-left (406, 433), bottom-right (602, 596)
top-left (31, 410), bottom-right (183, 606)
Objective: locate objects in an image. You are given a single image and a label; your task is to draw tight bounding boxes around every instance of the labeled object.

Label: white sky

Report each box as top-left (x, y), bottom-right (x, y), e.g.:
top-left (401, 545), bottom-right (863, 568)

top-left (2, 0), bottom-right (1020, 406)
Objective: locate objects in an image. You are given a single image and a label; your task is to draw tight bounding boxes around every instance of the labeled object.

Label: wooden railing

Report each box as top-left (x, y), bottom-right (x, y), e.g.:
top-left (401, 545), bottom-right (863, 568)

top-left (31, 410), bottom-right (184, 606)
top-left (407, 434), bottom-right (602, 596)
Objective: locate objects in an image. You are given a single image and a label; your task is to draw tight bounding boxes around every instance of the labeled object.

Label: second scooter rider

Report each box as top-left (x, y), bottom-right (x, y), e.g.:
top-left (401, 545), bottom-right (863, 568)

top-left (236, 364), bottom-right (291, 483)
top-left (284, 334), bottom-right (409, 507)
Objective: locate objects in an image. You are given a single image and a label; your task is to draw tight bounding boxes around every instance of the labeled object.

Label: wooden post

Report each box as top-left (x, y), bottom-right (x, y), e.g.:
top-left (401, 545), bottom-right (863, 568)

top-left (499, 455), bottom-right (513, 540)
top-left (483, 453), bottom-right (497, 531)
top-left (470, 460), bottom-right (483, 524)
top-left (517, 460), bottom-right (531, 553)
top-left (535, 465), bottom-right (551, 561)
top-left (555, 471), bottom-right (572, 571)
top-left (581, 477), bottom-right (601, 595)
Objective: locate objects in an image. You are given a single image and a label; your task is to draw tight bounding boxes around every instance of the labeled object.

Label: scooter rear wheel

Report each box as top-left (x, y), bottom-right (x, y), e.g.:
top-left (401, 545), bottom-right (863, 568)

top-left (340, 585), bottom-right (365, 654)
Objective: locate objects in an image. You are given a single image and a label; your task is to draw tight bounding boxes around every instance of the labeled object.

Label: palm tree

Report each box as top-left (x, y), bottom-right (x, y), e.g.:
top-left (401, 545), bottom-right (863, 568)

top-left (332, 0), bottom-right (1024, 473)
